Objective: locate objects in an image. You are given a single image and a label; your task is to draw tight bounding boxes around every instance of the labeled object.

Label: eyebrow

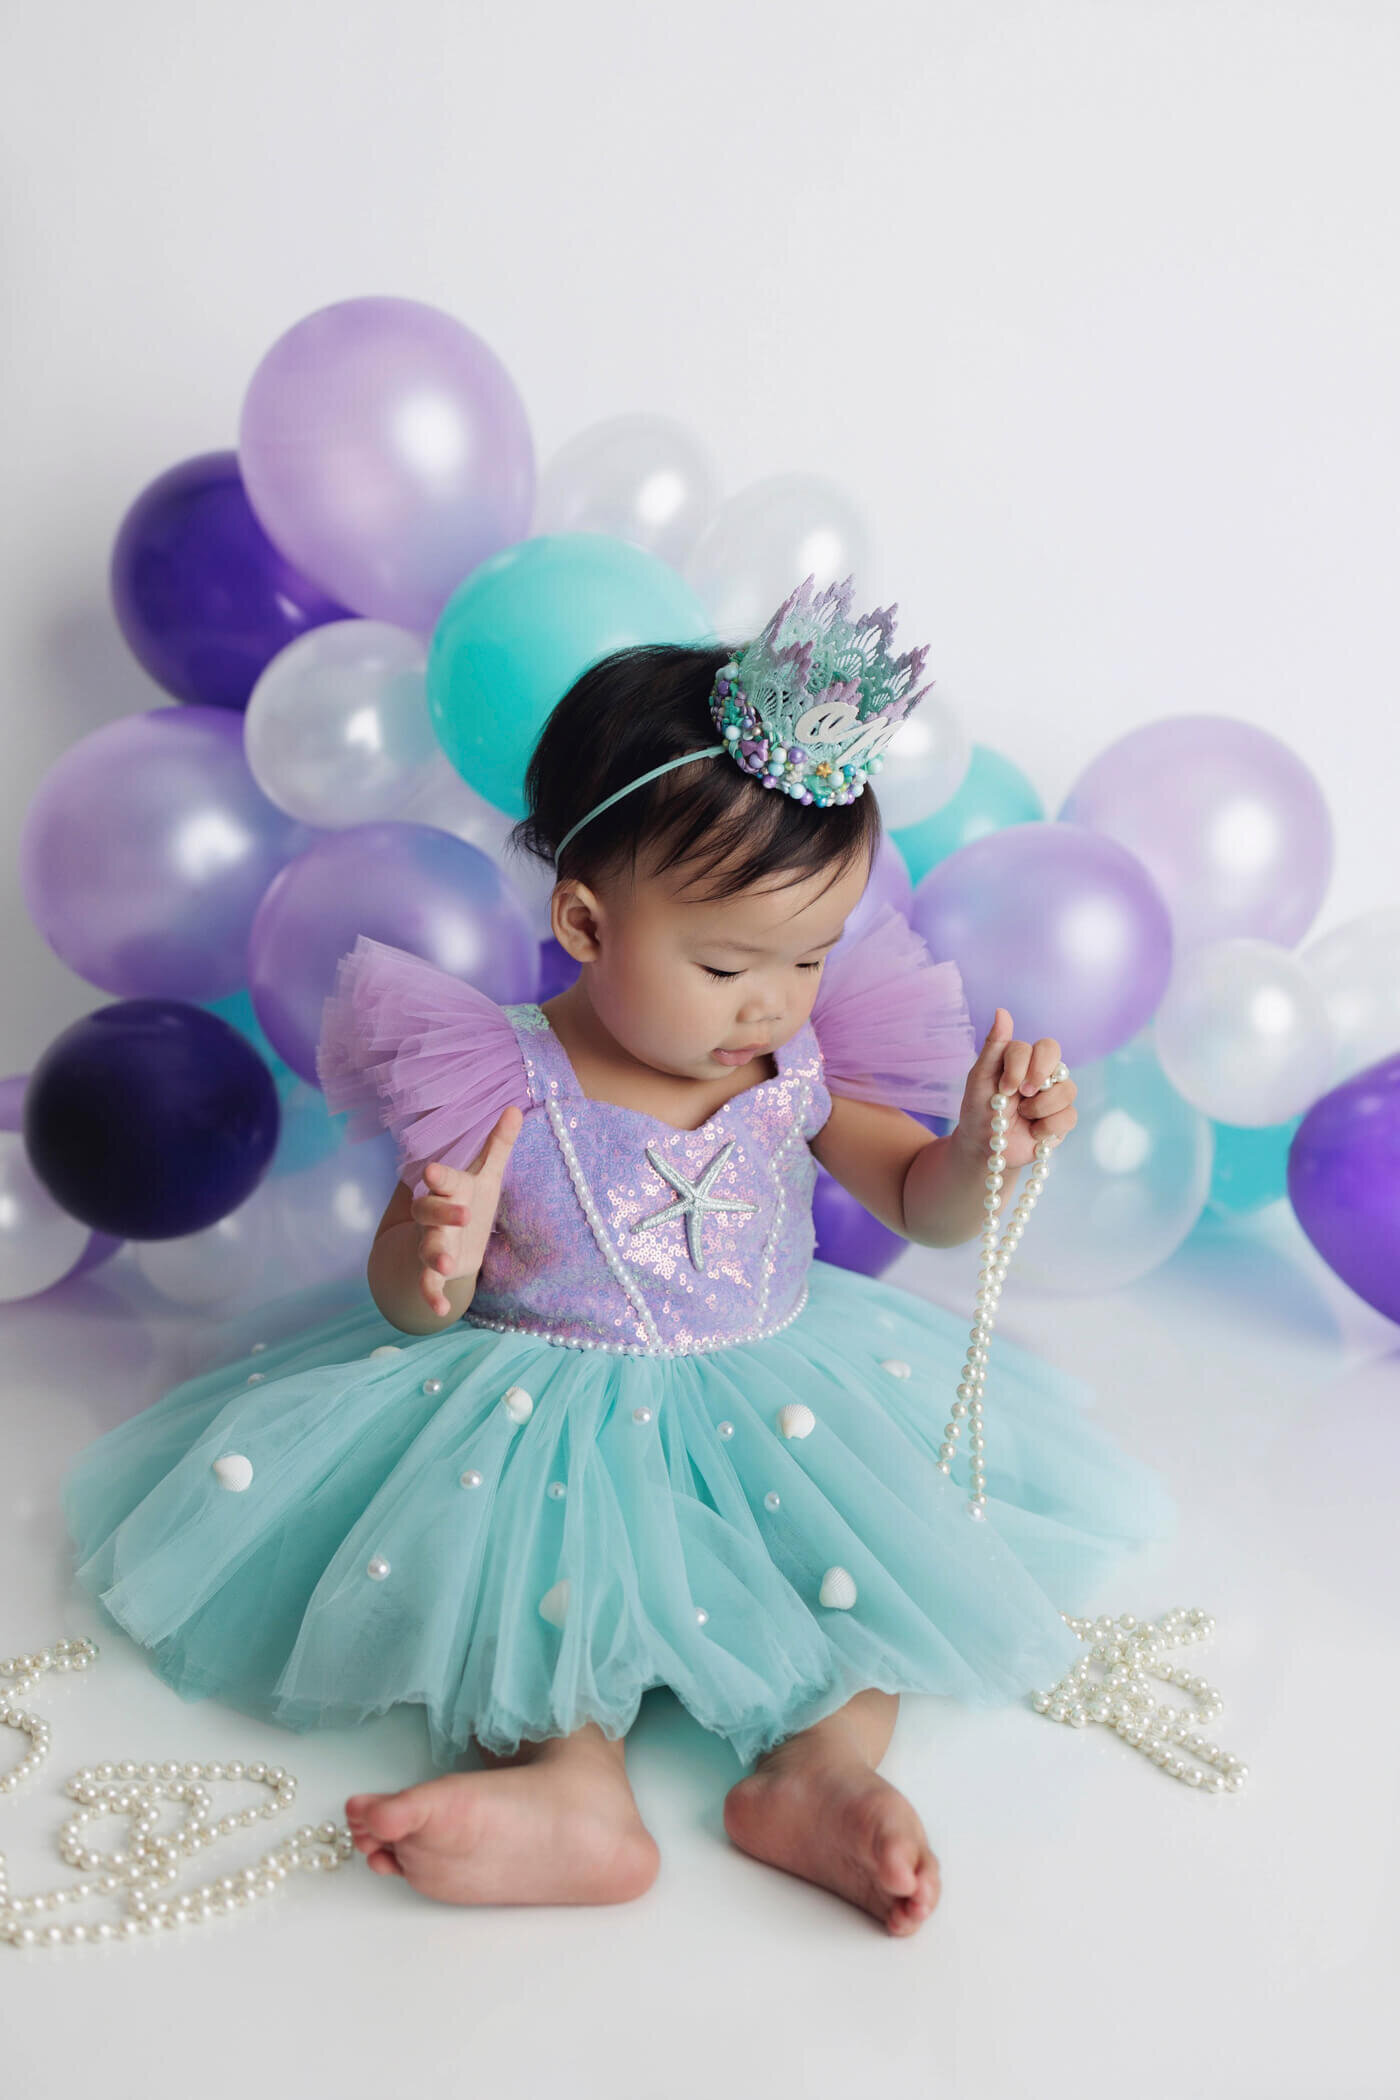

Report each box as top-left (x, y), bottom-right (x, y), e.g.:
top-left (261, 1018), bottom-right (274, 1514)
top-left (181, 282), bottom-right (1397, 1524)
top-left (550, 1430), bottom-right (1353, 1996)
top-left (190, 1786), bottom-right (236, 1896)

top-left (694, 932), bottom-right (844, 957)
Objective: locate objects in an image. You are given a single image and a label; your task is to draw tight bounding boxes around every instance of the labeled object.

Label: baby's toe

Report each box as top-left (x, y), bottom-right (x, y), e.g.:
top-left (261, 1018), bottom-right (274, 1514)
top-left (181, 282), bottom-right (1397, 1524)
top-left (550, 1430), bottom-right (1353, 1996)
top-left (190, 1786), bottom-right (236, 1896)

top-left (873, 1828), bottom-right (920, 1899)
top-left (360, 1784), bottom-right (435, 1846)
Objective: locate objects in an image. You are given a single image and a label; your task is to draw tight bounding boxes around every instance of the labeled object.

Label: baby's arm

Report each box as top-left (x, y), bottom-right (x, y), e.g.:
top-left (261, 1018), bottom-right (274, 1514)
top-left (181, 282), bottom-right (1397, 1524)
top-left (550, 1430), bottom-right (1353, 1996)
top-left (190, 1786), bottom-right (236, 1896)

top-left (810, 1092), bottom-right (1006, 1250)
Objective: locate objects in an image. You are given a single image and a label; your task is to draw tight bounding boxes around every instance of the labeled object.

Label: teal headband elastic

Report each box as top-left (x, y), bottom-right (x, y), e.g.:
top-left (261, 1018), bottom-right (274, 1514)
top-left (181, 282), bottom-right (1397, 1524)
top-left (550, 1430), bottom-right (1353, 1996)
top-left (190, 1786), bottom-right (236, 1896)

top-left (552, 745), bottom-right (724, 869)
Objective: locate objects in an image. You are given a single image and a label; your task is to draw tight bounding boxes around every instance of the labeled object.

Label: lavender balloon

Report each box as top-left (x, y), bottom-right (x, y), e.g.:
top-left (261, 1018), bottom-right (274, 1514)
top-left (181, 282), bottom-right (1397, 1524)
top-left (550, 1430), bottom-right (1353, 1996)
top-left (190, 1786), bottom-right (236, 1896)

top-left (813, 1164), bottom-right (905, 1279)
top-left (910, 821), bottom-right (1174, 1065)
top-left (1059, 715), bottom-right (1333, 952)
top-left (1288, 1051), bottom-right (1400, 1325)
top-left (19, 708), bottom-right (314, 1000)
top-left (834, 834), bottom-right (913, 956)
top-left (249, 821), bottom-right (540, 1084)
top-left (110, 450), bottom-right (351, 709)
top-left (238, 297), bottom-right (536, 632)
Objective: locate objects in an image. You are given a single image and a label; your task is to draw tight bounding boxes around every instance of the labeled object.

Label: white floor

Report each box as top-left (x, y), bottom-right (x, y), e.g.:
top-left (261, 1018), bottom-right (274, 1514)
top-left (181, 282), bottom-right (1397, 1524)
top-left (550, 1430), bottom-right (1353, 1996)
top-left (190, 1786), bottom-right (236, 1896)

top-left (1, 1205), bottom-right (1395, 2100)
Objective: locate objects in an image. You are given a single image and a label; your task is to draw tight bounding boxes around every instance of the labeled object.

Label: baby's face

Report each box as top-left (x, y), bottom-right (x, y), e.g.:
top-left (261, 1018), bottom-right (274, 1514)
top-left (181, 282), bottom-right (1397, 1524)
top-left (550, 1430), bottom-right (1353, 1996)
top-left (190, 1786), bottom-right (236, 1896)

top-left (555, 842), bottom-right (873, 1083)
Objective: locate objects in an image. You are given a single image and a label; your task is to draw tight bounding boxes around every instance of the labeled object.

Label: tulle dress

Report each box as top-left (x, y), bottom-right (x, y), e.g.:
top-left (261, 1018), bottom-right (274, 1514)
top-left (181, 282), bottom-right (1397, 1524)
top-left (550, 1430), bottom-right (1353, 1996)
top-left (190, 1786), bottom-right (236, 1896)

top-left (60, 905), bottom-right (1176, 1768)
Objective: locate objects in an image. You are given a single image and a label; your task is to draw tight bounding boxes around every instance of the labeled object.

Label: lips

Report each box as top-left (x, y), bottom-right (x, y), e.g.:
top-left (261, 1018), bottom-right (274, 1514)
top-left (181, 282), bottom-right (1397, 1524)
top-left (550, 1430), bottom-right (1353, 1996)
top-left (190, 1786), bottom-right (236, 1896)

top-left (718, 1043), bottom-right (767, 1056)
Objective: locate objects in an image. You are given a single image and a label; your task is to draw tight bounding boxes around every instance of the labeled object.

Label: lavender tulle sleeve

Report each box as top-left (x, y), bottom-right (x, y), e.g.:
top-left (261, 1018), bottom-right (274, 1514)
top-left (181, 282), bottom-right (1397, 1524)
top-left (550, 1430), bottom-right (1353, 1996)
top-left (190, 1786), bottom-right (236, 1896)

top-left (314, 936), bottom-right (532, 1200)
top-left (811, 902), bottom-right (978, 1120)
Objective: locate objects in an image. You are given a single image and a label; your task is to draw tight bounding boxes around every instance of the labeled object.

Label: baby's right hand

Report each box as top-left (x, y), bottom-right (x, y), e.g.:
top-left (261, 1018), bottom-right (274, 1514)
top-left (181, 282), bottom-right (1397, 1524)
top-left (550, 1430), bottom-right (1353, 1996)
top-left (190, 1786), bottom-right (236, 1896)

top-left (412, 1106), bottom-right (524, 1318)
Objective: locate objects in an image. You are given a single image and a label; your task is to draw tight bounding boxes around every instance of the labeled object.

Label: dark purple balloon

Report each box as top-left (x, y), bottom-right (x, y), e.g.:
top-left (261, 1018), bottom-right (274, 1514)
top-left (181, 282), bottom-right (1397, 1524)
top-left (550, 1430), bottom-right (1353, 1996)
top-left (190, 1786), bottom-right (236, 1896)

top-left (1288, 1051), bottom-right (1400, 1324)
top-left (538, 935), bottom-right (581, 1001)
top-left (812, 1163), bottom-right (906, 1278)
top-left (1, 1071), bottom-right (123, 1274)
top-left (22, 1004), bottom-right (280, 1240)
top-left (110, 449), bottom-right (352, 709)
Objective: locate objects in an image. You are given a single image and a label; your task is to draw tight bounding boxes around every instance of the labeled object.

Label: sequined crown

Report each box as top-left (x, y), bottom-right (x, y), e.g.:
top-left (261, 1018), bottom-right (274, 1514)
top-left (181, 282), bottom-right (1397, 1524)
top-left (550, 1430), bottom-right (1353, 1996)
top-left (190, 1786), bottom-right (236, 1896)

top-left (707, 573), bottom-right (933, 807)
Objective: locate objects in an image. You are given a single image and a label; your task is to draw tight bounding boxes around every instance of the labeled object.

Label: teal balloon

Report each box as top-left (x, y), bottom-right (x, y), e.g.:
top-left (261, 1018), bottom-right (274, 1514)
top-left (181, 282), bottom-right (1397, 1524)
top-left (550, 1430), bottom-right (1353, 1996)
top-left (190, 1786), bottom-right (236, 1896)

top-left (426, 532), bottom-right (716, 819)
top-left (269, 1078), bottom-right (347, 1179)
top-left (1206, 1114), bottom-right (1304, 1216)
top-left (202, 987), bottom-right (297, 1097)
top-left (890, 743), bottom-right (1043, 886)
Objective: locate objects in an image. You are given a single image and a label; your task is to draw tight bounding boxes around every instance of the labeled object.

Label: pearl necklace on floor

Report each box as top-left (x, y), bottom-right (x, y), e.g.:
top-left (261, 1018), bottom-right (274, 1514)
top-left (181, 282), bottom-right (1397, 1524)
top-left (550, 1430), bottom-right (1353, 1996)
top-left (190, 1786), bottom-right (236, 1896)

top-left (0, 1639), bottom-right (354, 1949)
top-left (953, 1072), bottom-right (1249, 1795)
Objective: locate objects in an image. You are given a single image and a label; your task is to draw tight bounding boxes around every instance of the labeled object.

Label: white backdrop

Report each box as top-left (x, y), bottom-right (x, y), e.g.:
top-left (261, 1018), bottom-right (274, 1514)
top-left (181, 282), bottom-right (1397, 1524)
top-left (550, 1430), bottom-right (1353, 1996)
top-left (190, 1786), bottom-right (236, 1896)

top-left (1, 9), bottom-right (1396, 2098)
top-left (3, 0), bottom-right (1397, 1068)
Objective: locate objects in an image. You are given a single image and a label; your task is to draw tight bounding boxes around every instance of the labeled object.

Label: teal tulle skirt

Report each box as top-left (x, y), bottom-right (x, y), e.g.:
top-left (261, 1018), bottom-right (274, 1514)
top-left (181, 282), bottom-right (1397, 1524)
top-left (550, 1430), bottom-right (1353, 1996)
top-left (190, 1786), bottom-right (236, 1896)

top-left (61, 1259), bottom-right (1176, 1768)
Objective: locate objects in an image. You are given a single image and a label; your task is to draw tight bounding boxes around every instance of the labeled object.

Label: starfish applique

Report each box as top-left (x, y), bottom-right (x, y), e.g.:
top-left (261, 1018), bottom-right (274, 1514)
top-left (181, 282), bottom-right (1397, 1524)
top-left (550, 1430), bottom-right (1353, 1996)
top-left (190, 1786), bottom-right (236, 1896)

top-left (630, 1138), bottom-right (758, 1273)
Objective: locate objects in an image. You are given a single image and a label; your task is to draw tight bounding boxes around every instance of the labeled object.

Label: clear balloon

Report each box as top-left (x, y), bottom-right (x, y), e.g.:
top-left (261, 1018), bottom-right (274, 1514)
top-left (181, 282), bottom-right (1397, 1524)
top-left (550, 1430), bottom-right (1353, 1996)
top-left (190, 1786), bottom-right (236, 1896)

top-left (532, 414), bottom-right (720, 568)
top-left (248, 821), bottom-right (540, 1084)
top-left (238, 296), bottom-right (535, 632)
top-left (683, 474), bottom-right (871, 642)
top-left (867, 687), bottom-right (970, 831)
top-left (1288, 1051), bottom-right (1400, 1325)
top-left (1297, 907), bottom-right (1400, 1086)
top-left (990, 1033), bottom-right (1215, 1294)
top-left (426, 533), bottom-right (714, 820)
top-left (267, 1130), bottom-right (402, 1282)
top-left (1153, 937), bottom-right (1335, 1125)
top-left (18, 707), bottom-right (314, 1001)
top-left (1058, 714), bottom-right (1333, 953)
top-left (910, 821), bottom-right (1174, 1065)
top-left (245, 620), bottom-right (443, 828)
top-left (109, 450), bottom-right (351, 709)
top-left (892, 743), bottom-right (1044, 886)
top-left (0, 1131), bottom-right (93, 1303)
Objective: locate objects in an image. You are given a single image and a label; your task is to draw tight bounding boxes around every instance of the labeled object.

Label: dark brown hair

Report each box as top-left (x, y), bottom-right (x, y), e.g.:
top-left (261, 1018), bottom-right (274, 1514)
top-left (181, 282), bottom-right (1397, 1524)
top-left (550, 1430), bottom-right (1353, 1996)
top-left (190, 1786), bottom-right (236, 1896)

top-left (509, 642), bottom-right (882, 903)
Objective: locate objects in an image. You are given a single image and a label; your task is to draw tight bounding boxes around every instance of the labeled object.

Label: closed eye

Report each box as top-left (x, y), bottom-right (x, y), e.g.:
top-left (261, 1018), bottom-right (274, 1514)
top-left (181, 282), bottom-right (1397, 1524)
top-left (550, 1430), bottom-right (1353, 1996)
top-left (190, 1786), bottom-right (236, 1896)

top-left (701, 961), bottom-right (825, 981)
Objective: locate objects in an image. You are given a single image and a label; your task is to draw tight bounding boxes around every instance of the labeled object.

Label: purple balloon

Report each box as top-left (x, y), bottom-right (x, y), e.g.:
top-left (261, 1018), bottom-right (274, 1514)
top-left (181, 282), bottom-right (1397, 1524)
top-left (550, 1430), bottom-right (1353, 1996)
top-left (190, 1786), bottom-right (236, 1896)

top-left (812, 1163), bottom-right (906, 1278)
top-left (1, 1072), bottom-right (122, 1275)
top-left (836, 833), bottom-right (914, 954)
top-left (1288, 1051), bottom-right (1400, 1324)
top-left (538, 935), bottom-right (580, 1001)
top-left (18, 707), bottom-right (315, 1001)
top-left (110, 450), bottom-right (352, 709)
top-left (1059, 714), bottom-right (1333, 951)
top-left (239, 297), bottom-right (536, 632)
top-left (910, 821), bottom-right (1173, 1065)
top-left (250, 822), bottom-right (541, 1084)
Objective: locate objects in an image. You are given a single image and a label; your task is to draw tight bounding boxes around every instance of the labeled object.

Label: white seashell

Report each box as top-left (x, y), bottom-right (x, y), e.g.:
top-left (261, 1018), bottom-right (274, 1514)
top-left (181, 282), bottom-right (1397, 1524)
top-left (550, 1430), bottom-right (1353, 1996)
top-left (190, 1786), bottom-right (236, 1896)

top-left (369, 1345), bottom-right (404, 1360)
top-left (818, 1566), bottom-right (858, 1610)
top-left (212, 1454), bottom-right (254, 1493)
top-left (776, 1402), bottom-right (816, 1440)
top-left (538, 1578), bottom-right (569, 1628)
top-left (502, 1385), bottom-right (534, 1424)
top-left (879, 1358), bottom-right (911, 1379)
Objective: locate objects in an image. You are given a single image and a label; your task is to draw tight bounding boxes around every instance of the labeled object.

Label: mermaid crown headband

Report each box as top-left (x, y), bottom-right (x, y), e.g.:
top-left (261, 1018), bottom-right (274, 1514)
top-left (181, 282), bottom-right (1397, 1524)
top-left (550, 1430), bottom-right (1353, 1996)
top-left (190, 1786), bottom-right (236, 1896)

top-left (552, 572), bottom-right (934, 868)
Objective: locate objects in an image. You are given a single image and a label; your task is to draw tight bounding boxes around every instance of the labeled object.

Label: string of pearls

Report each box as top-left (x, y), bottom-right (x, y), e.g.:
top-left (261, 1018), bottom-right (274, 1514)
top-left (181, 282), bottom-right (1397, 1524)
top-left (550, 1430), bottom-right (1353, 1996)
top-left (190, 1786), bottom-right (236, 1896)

top-left (943, 1066), bottom-right (1250, 1793)
top-left (0, 1638), bottom-right (354, 1950)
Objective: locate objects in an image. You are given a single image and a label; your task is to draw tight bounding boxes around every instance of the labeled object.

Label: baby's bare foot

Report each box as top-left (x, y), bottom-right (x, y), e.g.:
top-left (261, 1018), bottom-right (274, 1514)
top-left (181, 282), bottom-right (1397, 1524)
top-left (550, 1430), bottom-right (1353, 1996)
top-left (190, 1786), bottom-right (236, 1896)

top-left (344, 1751), bottom-right (659, 1908)
top-left (722, 1740), bottom-right (941, 1936)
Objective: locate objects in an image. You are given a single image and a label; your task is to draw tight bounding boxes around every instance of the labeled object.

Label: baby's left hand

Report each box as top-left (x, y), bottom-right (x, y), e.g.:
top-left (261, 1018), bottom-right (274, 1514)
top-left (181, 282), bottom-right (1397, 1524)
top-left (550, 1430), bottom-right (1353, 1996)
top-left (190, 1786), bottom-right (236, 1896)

top-left (952, 1009), bottom-right (1078, 1171)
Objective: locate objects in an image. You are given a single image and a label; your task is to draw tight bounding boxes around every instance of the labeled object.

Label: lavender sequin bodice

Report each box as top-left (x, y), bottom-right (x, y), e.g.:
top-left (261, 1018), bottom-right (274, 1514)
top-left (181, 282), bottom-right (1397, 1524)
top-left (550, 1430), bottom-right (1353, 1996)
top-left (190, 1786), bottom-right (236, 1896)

top-left (461, 1007), bottom-right (833, 1357)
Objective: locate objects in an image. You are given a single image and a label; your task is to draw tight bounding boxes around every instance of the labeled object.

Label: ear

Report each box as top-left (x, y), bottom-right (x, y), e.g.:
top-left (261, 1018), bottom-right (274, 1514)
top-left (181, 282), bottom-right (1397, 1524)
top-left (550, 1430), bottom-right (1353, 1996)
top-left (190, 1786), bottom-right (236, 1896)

top-left (551, 879), bottom-right (604, 964)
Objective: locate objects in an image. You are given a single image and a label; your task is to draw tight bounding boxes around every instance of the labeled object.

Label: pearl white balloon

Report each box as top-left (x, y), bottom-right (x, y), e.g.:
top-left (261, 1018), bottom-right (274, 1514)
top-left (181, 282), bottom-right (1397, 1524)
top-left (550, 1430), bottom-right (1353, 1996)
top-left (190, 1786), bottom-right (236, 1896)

top-left (1297, 907), bottom-right (1400, 1085)
top-left (1152, 937), bottom-right (1335, 1125)
top-left (532, 414), bottom-right (721, 568)
top-left (683, 473), bottom-right (871, 643)
top-left (0, 1131), bottom-right (91, 1301)
top-left (244, 620), bottom-right (441, 828)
